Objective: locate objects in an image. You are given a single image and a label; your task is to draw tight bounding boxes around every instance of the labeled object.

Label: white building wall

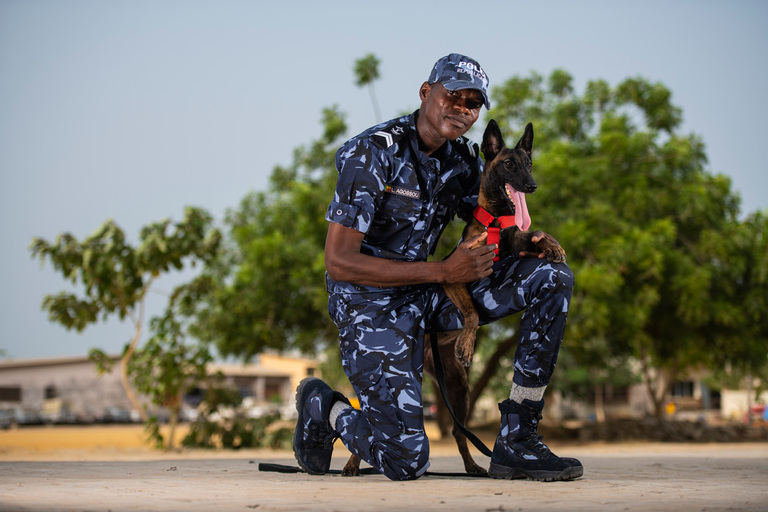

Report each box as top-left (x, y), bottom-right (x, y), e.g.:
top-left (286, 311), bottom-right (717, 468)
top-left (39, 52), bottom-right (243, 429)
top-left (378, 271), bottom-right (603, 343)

top-left (0, 356), bottom-right (127, 415)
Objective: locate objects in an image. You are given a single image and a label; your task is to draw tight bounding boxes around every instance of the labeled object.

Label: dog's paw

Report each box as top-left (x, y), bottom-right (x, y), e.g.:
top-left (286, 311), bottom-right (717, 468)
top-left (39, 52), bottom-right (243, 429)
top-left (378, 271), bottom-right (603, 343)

top-left (341, 459), bottom-right (361, 477)
top-left (465, 461), bottom-right (488, 476)
top-left (455, 333), bottom-right (475, 367)
top-left (546, 245), bottom-right (567, 263)
top-left (533, 231), bottom-right (567, 263)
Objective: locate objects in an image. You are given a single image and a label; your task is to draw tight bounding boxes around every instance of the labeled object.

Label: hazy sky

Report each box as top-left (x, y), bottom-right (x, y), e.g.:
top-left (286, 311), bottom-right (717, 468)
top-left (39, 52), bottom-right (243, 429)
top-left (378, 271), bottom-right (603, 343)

top-left (2, 0), bottom-right (766, 361)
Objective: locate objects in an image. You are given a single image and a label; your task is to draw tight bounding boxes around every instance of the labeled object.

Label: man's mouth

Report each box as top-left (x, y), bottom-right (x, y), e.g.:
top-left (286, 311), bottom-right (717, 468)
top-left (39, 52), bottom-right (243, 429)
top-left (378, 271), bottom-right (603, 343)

top-left (446, 116), bottom-right (466, 129)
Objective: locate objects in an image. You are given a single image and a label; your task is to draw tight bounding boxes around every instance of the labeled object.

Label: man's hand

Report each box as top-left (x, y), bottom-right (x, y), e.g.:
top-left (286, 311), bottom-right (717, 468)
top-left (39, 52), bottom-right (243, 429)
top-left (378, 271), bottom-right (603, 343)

top-left (518, 230), bottom-right (567, 263)
top-left (442, 232), bottom-right (497, 283)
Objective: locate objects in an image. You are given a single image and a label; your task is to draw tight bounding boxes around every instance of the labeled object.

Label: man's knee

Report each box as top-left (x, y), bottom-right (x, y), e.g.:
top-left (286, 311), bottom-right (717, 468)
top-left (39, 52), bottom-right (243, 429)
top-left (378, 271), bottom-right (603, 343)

top-left (377, 435), bottom-right (430, 481)
top-left (524, 260), bottom-right (572, 295)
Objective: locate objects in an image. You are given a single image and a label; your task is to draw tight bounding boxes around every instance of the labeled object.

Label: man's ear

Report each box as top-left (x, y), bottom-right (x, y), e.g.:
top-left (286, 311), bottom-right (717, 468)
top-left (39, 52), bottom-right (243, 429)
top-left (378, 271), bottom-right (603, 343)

top-left (419, 81), bottom-right (432, 103)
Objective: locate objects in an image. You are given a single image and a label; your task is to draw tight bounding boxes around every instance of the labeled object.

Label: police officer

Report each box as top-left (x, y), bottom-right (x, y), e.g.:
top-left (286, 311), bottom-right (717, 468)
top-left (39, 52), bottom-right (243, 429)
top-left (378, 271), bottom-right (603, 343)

top-left (293, 54), bottom-right (583, 482)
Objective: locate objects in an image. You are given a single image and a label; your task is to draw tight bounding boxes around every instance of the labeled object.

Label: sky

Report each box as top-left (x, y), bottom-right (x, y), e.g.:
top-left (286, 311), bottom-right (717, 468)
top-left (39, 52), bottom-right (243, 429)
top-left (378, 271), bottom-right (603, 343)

top-left (1, 0), bottom-right (766, 361)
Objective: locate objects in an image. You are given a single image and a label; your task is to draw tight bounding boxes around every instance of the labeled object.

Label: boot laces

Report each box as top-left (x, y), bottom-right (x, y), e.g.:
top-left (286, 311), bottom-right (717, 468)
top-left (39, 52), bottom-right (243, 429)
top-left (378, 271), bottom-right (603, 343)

top-left (524, 410), bottom-right (552, 458)
top-left (525, 433), bottom-right (552, 458)
top-left (307, 423), bottom-right (336, 450)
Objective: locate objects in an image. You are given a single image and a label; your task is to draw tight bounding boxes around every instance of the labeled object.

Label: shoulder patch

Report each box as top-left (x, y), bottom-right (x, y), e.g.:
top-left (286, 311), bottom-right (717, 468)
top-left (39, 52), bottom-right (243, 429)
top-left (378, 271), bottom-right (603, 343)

top-left (371, 123), bottom-right (408, 150)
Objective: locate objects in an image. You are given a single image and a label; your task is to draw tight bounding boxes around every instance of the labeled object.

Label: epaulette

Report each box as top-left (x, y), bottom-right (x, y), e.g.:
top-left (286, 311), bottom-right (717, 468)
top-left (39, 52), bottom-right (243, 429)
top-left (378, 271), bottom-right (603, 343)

top-left (370, 122), bottom-right (409, 150)
top-left (451, 136), bottom-right (480, 161)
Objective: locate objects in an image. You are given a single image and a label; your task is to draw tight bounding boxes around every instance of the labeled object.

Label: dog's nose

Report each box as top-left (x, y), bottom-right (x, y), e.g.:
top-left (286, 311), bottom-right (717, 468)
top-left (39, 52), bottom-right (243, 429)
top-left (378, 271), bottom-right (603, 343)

top-left (525, 183), bottom-right (537, 193)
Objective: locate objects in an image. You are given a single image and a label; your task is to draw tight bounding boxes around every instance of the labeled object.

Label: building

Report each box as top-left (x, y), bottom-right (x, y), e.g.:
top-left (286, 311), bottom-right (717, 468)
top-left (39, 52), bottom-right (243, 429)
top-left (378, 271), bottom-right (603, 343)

top-left (0, 353), bottom-right (318, 422)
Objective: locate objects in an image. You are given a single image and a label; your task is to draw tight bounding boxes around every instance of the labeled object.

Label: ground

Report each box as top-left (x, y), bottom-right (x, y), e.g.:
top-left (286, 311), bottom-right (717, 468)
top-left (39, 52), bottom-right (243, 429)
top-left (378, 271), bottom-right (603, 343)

top-left (0, 424), bottom-right (766, 511)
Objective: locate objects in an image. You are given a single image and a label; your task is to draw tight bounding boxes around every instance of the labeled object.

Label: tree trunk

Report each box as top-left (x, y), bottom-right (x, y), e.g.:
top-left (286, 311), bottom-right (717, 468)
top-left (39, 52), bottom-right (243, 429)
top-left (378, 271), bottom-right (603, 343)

top-left (121, 296), bottom-right (149, 423)
top-left (594, 382), bottom-right (606, 423)
top-left (641, 357), bottom-right (677, 420)
top-left (166, 401), bottom-right (180, 452)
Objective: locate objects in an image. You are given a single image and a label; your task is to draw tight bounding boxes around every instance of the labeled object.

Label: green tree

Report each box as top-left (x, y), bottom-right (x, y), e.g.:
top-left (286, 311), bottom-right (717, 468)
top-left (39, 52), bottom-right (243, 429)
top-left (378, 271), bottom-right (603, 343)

top-left (30, 207), bottom-right (222, 434)
top-left (488, 70), bottom-right (745, 418)
top-left (354, 53), bottom-right (382, 123)
top-left (193, 107), bottom-right (347, 361)
top-left (703, 211), bottom-right (768, 416)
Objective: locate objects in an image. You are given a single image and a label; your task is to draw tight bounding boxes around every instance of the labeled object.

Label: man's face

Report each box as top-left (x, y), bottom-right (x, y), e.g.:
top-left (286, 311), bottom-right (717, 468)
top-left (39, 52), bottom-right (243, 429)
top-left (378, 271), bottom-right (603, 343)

top-left (419, 82), bottom-right (483, 145)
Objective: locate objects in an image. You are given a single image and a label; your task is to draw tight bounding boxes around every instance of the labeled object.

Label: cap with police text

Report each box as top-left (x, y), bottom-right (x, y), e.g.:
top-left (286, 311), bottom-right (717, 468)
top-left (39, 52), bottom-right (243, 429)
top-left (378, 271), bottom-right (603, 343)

top-left (428, 53), bottom-right (490, 109)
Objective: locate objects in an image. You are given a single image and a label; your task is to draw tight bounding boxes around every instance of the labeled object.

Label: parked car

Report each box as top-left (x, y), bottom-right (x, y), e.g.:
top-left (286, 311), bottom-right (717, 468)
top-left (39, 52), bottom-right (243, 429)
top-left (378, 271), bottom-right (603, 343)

top-left (41, 408), bottom-right (79, 425)
top-left (12, 408), bottom-right (44, 426)
top-left (100, 407), bottom-right (133, 424)
top-left (0, 409), bottom-right (12, 429)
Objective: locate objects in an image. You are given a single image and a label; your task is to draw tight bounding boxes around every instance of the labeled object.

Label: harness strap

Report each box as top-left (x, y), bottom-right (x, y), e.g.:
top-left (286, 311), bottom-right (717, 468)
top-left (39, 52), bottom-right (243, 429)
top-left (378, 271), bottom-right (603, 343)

top-left (473, 205), bottom-right (515, 262)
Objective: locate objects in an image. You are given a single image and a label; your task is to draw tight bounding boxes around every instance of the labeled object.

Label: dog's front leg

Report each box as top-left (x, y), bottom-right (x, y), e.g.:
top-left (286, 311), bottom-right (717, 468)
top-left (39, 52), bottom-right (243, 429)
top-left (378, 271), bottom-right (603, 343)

top-left (442, 283), bottom-right (479, 366)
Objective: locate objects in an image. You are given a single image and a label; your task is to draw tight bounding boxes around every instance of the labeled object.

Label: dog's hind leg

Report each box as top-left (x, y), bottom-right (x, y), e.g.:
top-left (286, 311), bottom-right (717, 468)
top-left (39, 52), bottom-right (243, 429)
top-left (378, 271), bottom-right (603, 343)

top-left (426, 331), bottom-right (487, 475)
top-left (341, 453), bottom-right (362, 477)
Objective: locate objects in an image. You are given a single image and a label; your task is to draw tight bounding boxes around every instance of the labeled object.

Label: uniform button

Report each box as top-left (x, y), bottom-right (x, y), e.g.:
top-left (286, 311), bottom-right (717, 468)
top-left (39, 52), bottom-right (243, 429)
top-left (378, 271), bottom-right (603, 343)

top-left (369, 375), bottom-right (375, 381)
top-left (336, 209), bottom-right (343, 215)
top-left (343, 341), bottom-right (349, 347)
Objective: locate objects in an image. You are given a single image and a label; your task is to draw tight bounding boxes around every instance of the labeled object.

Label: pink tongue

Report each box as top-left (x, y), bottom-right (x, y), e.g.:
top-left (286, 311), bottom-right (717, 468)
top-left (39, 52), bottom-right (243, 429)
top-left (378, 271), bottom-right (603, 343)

top-left (512, 188), bottom-right (531, 230)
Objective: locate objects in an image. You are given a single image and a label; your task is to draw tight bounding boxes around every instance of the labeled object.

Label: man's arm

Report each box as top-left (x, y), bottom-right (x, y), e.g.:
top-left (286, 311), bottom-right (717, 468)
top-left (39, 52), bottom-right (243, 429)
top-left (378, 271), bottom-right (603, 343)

top-left (324, 222), bottom-right (497, 287)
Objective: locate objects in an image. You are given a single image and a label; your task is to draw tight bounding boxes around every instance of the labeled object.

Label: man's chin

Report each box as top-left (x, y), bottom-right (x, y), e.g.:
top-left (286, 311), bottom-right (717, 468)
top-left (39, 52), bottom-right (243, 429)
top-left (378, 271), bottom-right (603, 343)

top-left (442, 123), bottom-right (470, 140)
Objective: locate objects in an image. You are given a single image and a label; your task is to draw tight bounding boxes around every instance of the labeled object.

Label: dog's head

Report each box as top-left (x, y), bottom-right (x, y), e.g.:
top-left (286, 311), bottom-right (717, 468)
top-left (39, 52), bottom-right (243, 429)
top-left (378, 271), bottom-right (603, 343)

top-left (480, 120), bottom-right (535, 230)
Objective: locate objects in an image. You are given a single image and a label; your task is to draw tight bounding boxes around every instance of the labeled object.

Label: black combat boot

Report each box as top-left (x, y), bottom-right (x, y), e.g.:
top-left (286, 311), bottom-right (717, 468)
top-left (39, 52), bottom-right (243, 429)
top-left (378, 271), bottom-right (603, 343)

top-left (293, 377), bottom-right (350, 475)
top-left (489, 398), bottom-right (583, 481)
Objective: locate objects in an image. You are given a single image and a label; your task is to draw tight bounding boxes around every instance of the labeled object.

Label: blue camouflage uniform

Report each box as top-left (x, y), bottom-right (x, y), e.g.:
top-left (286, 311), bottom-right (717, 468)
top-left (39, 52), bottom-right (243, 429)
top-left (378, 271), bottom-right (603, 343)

top-left (325, 110), bottom-right (573, 481)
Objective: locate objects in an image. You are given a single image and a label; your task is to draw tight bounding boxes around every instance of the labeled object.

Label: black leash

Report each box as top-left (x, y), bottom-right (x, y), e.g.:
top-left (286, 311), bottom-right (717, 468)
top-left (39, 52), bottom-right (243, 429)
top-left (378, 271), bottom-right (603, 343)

top-left (258, 331), bottom-right (493, 477)
top-left (428, 331), bottom-right (493, 458)
top-left (256, 462), bottom-right (488, 478)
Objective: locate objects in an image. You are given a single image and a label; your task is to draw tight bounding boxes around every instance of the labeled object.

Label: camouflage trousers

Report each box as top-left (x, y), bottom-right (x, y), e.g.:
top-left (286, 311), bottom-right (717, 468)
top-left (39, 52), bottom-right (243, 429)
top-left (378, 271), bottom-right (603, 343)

top-left (326, 256), bottom-right (573, 481)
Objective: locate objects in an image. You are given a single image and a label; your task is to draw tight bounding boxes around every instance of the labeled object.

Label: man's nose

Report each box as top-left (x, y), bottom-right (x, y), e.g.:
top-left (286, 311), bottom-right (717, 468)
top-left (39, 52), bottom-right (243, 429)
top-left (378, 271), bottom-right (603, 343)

top-left (455, 101), bottom-right (470, 115)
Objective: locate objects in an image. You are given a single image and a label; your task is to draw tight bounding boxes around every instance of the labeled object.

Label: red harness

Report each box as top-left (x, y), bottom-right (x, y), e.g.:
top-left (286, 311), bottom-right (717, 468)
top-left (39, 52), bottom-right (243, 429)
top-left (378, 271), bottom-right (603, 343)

top-left (473, 205), bottom-right (515, 262)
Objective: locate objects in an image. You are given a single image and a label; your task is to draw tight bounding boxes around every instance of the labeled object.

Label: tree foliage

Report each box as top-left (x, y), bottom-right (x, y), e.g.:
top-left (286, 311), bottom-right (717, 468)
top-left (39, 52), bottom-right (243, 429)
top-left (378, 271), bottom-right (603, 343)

top-left (31, 207), bottom-right (222, 443)
top-left (354, 53), bottom-right (382, 123)
top-left (488, 70), bottom-right (757, 417)
top-left (193, 107), bottom-right (348, 361)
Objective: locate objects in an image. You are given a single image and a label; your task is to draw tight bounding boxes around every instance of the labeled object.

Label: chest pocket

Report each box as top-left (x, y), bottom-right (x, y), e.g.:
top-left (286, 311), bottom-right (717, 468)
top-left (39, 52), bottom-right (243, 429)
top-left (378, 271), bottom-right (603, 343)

top-left (434, 179), bottom-right (464, 222)
top-left (367, 187), bottom-right (425, 258)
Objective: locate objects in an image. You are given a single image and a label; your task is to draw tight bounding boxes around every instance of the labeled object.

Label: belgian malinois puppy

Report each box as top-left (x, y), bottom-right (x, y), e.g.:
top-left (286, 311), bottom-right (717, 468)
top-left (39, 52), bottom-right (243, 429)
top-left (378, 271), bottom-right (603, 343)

top-left (445, 119), bottom-right (566, 368)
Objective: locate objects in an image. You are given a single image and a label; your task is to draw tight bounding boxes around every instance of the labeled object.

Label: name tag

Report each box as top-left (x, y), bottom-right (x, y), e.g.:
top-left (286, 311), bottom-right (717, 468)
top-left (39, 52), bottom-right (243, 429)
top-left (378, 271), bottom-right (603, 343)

top-left (385, 185), bottom-right (420, 199)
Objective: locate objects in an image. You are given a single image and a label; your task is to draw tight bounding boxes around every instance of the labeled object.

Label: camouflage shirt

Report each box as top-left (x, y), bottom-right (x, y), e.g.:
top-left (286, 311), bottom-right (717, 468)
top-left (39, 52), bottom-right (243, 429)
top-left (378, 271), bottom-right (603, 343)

top-left (326, 110), bottom-right (482, 263)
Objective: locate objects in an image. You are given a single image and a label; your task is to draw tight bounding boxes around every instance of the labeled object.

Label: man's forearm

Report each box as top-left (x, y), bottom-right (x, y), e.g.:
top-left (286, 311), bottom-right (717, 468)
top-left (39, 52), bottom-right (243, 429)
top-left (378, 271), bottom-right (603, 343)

top-left (325, 251), bottom-right (449, 287)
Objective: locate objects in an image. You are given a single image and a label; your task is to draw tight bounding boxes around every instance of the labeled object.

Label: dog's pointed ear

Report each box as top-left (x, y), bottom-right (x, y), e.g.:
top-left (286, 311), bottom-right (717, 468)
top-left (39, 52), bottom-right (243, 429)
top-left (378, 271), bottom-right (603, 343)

top-left (515, 122), bottom-right (534, 158)
top-left (481, 119), bottom-right (505, 162)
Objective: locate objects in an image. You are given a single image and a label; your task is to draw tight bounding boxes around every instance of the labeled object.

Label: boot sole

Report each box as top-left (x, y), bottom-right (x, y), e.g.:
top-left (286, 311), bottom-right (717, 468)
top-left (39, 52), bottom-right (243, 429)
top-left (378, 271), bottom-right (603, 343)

top-left (488, 461), bottom-right (583, 482)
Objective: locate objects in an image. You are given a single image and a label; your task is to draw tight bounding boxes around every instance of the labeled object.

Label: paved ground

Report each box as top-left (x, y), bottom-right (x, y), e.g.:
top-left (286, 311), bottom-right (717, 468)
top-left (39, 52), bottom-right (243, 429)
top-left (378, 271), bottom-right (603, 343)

top-left (1, 442), bottom-right (766, 511)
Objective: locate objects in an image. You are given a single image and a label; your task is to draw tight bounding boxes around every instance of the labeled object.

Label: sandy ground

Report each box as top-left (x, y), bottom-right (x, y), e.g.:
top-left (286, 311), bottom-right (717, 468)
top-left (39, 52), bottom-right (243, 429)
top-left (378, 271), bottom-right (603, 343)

top-left (1, 425), bottom-right (767, 512)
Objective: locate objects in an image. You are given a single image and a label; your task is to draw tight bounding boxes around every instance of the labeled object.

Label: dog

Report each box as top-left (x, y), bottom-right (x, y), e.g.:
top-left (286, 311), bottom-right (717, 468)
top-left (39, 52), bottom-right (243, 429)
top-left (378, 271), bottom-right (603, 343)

top-left (444, 119), bottom-right (566, 368)
top-left (340, 120), bottom-right (565, 477)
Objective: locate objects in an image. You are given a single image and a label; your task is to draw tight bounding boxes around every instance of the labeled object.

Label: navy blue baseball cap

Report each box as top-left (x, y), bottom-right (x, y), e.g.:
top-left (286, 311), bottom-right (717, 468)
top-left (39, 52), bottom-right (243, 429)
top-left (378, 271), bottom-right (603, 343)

top-left (428, 53), bottom-right (490, 109)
